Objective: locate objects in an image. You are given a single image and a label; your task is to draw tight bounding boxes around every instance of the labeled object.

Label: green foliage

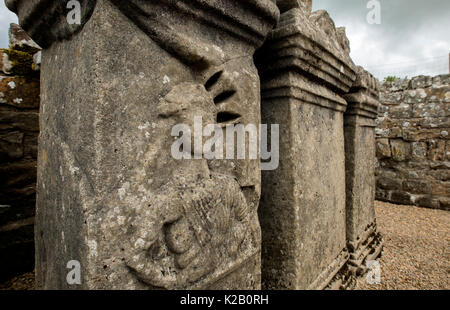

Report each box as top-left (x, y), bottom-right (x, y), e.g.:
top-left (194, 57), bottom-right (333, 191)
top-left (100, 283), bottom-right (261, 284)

top-left (384, 76), bottom-right (401, 83)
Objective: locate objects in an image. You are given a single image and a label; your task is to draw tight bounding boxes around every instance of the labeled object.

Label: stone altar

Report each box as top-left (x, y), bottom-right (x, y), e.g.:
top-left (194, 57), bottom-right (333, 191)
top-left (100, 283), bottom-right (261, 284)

top-left (344, 66), bottom-right (383, 277)
top-left (256, 0), bottom-right (358, 289)
top-left (6, 0), bottom-right (279, 289)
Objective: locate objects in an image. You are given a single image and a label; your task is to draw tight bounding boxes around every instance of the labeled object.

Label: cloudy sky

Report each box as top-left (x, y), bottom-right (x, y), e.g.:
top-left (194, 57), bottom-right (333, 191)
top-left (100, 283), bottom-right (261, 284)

top-left (0, 1), bottom-right (16, 48)
top-left (312, 0), bottom-right (450, 79)
top-left (0, 0), bottom-right (449, 79)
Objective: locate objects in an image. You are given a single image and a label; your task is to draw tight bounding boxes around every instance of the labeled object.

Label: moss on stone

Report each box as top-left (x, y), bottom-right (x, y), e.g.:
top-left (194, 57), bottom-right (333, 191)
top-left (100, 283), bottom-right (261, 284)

top-left (11, 45), bottom-right (40, 55)
top-left (1, 48), bottom-right (38, 78)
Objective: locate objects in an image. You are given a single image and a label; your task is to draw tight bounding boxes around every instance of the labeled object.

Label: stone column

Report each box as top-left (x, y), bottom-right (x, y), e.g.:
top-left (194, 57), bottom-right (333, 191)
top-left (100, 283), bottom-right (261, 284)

top-left (7, 0), bottom-right (279, 289)
top-left (256, 1), bottom-right (356, 289)
top-left (343, 67), bottom-right (383, 276)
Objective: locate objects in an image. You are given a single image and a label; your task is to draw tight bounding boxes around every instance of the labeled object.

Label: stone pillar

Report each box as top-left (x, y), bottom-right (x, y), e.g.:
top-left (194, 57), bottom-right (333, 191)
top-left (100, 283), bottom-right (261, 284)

top-left (344, 67), bottom-right (383, 276)
top-left (256, 1), bottom-right (356, 289)
top-left (7, 0), bottom-right (279, 289)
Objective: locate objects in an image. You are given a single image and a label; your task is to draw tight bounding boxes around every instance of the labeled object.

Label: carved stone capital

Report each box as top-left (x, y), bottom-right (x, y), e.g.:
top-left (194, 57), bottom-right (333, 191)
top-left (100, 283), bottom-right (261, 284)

top-left (7, 0), bottom-right (279, 65)
top-left (344, 66), bottom-right (380, 120)
top-left (256, 5), bottom-right (357, 95)
top-left (5, 0), bottom-right (97, 48)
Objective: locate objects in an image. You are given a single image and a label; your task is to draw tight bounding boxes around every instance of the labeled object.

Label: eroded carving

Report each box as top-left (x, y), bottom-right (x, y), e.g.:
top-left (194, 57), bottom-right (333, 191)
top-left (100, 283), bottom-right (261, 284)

top-left (125, 78), bottom-right (259, 289)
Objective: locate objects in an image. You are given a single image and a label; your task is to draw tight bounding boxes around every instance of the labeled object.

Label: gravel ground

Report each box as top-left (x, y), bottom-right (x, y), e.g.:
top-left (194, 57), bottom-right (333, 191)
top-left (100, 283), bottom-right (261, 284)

top-left (357, 201), bottom-right (449, 290)
top-left (1, 201), bottom-right (449, 290)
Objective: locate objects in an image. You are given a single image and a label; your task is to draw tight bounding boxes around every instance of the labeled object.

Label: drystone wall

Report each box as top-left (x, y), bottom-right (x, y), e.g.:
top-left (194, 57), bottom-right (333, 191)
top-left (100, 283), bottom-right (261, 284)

top-left (0, 23), bottom-right (41, 281)
top-left (4, 0), bottom-right (382, 289)
top-left (376, 75), bottom-right (450, 210)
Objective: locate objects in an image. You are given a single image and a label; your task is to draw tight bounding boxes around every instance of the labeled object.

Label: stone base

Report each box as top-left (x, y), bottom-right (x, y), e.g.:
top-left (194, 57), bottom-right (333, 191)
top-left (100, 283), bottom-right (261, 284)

top-left (201, 253), bottom-right (261, 290)
top-left (347, 222), bottom-right (383, 277)
top-left (326, 264), bottom-right (356, 290)
top-left (308, 248), bottom-right (350, 290)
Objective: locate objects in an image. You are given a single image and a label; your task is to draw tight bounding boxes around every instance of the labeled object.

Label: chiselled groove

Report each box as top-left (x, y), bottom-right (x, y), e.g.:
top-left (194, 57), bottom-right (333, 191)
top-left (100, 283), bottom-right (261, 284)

top-left (216, 111), bottom-right (241, 123)
top-left (261, 69), bottom-right (348, 110)
top-left (260, 35), bottom-right (356, 89)
top-left (205, 71), bottom-right (223, 90)
top-left (214, 91), bottom-right (236, 105)
top-left (261, 56), bottom-right (353, 95)
top-left (269, 47), bottom-right (354, 85)
top-left (269, 38), bottom-right (355, 79)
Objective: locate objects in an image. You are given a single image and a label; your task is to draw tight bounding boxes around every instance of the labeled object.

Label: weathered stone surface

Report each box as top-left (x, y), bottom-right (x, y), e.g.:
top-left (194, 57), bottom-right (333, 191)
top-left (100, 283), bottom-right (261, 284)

top-left (32, 51), bottom-right (41, 71)
top-left (411, 142), bottom-right (427, 159)
top-left (8, 0), bottom-right (279, 289)
top-left (3, 0), bottom-right (391, 290)
top-left (277, 0), bottom-right (312, 13)
top-left (389, 190), bottom-right (413, 205)
top-left (414, 195), bottom-right (441, 209)
top-left (8, 23), bottom-right (40, 54)
top-left (256, 2), bottom-right (356, 290)
top-left (438, 197), bottom-right (450, 210)
top-left (376, 74), bottom-right (449, 210)
top-left (402, 179), bottom-right (431, 195)
top-left (0, 24), bottom-right (41, 77)
top-left (377, 176), bottom-right (402, 190)
top-left (0, 48), bottom-right (34, 76)
top-left (390, 139), bottom-right (410, 162)
top-left (0, 76), bottom-right (40, 109)
top-left (376, 138), bottom-right (391, 159)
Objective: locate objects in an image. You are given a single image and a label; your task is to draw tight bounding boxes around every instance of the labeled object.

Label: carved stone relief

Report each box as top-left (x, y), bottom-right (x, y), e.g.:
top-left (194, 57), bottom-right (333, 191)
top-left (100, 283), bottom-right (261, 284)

top-left (7, 0), bottom-right (279, 289)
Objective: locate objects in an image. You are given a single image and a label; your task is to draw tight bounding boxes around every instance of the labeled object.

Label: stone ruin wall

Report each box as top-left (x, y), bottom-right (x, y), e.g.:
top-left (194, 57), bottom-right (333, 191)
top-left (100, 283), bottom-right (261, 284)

top-left (376, 75), bottom-right (450, 211)
top-left (0, 24), bottom-right (41, 282)
top-left (2, 0), bottom-right (383, 289)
